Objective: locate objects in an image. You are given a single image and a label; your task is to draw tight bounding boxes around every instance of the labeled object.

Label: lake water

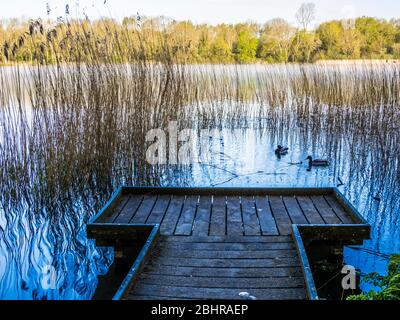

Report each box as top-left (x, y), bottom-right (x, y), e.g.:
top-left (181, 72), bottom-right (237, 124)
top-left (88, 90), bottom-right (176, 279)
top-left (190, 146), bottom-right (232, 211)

top-left (0, 63), bottom-right (399, 299)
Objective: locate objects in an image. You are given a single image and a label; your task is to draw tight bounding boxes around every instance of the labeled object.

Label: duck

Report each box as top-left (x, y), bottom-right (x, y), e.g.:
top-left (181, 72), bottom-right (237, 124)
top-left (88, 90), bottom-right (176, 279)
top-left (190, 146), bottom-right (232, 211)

top-left (306, 156), bottom-right (329, 167)
top-left (275, 145), bottom-right (289, 156)
top-left (373, 196), bottom-right (381, 202)
top-left (239, 292), bottom-right (257, 300)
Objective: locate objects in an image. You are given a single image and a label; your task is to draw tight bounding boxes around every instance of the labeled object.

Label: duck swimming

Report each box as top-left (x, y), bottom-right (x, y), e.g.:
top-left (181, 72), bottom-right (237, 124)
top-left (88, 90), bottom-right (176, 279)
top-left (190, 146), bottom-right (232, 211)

top-left (275, 145), bottom-right (289, 156)
top-left (306, 156), bottom-right (329, 167)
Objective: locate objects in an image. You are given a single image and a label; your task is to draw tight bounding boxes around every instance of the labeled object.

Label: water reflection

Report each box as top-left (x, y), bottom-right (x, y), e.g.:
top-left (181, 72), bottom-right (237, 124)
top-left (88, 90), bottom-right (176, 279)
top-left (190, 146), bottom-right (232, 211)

top-left (0, 63), bottom-right (399, 299)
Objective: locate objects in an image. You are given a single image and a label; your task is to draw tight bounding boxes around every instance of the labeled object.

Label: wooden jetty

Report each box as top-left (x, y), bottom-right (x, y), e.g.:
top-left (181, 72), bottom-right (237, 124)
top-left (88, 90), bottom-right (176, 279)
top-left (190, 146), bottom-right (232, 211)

top-left (87, 187), bottom-right (370, 300)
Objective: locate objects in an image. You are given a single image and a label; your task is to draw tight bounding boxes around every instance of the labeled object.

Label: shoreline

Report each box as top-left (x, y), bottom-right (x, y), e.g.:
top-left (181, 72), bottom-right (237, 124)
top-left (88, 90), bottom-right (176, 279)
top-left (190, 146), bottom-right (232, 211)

top-left (1, 59), bottom-right (400, 67)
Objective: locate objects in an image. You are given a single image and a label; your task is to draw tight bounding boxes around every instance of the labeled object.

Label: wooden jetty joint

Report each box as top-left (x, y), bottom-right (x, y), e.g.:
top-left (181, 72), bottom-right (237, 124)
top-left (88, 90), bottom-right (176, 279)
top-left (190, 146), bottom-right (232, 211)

top-left (87, 187), bottom-right (370, 300)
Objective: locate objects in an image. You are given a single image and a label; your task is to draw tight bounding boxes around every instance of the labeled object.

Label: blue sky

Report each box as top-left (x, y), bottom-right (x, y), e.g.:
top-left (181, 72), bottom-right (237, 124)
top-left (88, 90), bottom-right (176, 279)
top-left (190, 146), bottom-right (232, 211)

top-left (2, 0), bottom-right (400, 26)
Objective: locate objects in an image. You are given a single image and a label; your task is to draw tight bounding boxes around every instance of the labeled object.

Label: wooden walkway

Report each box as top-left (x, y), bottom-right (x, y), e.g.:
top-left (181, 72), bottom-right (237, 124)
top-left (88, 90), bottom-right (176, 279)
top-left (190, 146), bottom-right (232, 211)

top-left (90, 188), bottom-right (367, 300)
top-left (102, 193), bottom-right (354, 236)
top-left (126, 235), bottom-right (304, 300)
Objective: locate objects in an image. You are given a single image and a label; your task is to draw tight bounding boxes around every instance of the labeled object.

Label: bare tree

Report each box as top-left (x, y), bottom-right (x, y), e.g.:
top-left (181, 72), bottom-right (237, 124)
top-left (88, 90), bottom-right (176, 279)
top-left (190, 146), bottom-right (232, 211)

top-left (296, 3), bottom-right (316, 30)
top-left (261, 19), bottom-right (295, 62)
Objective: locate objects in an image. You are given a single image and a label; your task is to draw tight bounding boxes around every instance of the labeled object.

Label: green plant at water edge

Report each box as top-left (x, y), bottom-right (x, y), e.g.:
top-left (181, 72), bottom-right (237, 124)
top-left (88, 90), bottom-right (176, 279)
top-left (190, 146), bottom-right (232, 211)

top-left (348, 254), bottom-right (400, 300)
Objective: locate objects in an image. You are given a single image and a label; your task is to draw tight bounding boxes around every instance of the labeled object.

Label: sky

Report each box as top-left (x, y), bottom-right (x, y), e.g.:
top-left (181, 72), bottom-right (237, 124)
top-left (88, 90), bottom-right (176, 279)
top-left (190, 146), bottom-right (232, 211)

top-left (1, 0), bottom-right (400, 27)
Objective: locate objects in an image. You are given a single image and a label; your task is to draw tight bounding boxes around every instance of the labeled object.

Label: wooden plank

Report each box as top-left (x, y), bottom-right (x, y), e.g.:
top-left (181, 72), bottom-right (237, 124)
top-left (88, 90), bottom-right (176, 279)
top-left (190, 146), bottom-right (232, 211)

top-left (298, 225), bottom-right (371, 241)
top-left (192, 196), bottom-right (212, 236)
top-left (324, 195), bottom-right (354, 224)
top-left (158, 241), bottom-right (295, 251)
top-left (209, 196), bottom-right (226, 236)
top-left (269, 196), bottom-right (292, 235)
top-left (87, 224), bottom-right (152, 240)
top-left (142, 265), bottom-right (303, 278)
top-left (146, 195), bottom-right (171, 224)
top-left (296, 196), bottom-right (325, 224)
top-left (254, 196), bottom-right (279, 235)
top-left (333, 188), bottom-right (368, 224)
top-left (113, 195), bottom-right (143, 223)
top-left (160, 196), bottom-right (185, 235)
top-left (130, 195), bottom-right (158, 224)
top-left (282, 196), bottom-right (309, 224)
top-left (153, 249), bottom-right (298, 259)
top-left (139, 274), bottom-right (304, 289)
top-left (163, 235), bottom-right (293, 243)
top-left (292, 225), bottom-right (318, 300)
top-left (148, 257), bottom-right (299, 268)
top-left (226, 196), bottom-right (244, 236)
top-left (311, 196), bottom-right (342, 224)
top-left (128, 284), bottom-right (305, 300)
top-left (122, 186), bottom-right (333, 197)
top-left (174, 196), bottom-right (198, 236)
top-left (106, 195), bottom-right (131, 223)
top-left (241, 196), bottom-right (261, 236)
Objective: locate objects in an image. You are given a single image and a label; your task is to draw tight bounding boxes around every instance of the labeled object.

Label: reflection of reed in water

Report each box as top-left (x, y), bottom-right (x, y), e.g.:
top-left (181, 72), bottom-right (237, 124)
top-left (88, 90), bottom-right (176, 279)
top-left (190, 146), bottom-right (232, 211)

top-left (0, 61), bottom-right (399, 298)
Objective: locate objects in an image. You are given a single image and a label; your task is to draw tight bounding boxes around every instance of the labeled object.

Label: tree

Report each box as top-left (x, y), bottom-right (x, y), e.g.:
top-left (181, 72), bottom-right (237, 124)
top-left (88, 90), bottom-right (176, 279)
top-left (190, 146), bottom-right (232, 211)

top-left (2, 14), bottom-right (400, 65)
top-left (348, 254), bottom-right (400, 300)
top-left (340, 25), bottom-right (362, 59)
top-left (234, 26), bottom-right (258, 63)
top-left (355, 17), bottom-right (397, 58)
top-left (167, 21), bottom-right (200, 62)
top-left (290, 30), bottom-right (321, 62)
top-left (197, 25), bottom-right (212, 62)
top-left (211, 24), bottom-right (235, 63)
top-left (316, 20), bottom-right (362, 60)
top-left (296, 3), bottom-right (316, 31)
top-left (258, 19), bottom-right (294, 62)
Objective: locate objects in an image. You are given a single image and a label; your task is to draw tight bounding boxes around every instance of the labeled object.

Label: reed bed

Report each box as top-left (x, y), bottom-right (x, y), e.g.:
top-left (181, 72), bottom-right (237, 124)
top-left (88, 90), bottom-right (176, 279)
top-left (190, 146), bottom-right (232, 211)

top-left (1, 61), bottom-right (399, 216)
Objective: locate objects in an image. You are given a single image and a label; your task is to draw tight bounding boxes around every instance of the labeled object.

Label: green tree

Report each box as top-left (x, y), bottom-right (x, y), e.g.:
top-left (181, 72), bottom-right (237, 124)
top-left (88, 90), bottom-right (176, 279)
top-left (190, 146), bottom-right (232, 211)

top-left (340, 23), bottom-right (362, 59)
top-left (197, 25), bottom-right (212, 62)
top-left (2, 15), bottom-right (400, 65)
top-left (316, 21), bottom-right (343, 58)
top-left (316, 20), bottom-right (362, 59)
top-left (234, 27), bottom-right (258, 63)
top-left (211, 26), bottom-right (234, 63)
top-left (348, 255), bottom-right (400, 300)
top-left (290, 30), bottom-right (321, 62)
top-left (356, 17), bottom-right (396, 58)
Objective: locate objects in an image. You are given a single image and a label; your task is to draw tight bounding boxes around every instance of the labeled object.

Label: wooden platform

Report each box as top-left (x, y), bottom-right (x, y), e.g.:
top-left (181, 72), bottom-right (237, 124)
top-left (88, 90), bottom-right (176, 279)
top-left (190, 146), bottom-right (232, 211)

top-left (88, 187), bottom-right (370, 300)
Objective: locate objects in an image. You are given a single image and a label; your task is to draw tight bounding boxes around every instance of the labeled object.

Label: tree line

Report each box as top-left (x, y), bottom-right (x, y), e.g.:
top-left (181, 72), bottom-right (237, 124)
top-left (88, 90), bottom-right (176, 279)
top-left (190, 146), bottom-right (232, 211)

top-left (1, 14), bottom-right (400, 64)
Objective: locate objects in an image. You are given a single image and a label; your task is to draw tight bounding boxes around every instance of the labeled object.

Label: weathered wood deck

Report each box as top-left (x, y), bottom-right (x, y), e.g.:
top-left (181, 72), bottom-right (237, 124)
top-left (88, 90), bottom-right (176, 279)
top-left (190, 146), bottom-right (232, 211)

top-left (88, 187), bottom-right (370, 300)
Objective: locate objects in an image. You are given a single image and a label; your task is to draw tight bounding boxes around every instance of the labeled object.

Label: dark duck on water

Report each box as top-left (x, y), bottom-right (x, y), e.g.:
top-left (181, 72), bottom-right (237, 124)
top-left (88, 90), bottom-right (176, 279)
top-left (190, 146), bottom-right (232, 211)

top-left (275, 145), bottom-right (289, 156)
top-left (306, 156), bottom-right (329, 171)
